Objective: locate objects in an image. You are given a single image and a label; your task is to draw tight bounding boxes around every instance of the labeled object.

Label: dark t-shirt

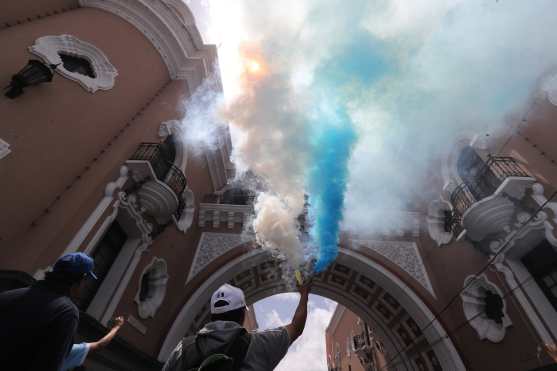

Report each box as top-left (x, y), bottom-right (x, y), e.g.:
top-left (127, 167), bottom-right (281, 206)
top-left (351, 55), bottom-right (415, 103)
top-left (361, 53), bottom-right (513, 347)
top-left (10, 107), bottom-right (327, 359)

top-left (0, 281), bottom-right (79, 371)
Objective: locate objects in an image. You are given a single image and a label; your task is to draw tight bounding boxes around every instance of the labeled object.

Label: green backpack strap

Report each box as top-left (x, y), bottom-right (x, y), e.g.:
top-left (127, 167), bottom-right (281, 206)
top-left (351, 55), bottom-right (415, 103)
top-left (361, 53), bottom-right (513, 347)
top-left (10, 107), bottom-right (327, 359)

top-left (197, 354), bottom-right (234, 371)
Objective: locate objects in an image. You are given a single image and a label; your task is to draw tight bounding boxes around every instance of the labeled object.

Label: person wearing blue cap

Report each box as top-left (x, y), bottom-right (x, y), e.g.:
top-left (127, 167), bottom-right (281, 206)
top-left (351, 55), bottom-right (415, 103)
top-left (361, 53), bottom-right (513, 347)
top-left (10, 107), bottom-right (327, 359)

top-left (0, 252), bottom-right (97, 371)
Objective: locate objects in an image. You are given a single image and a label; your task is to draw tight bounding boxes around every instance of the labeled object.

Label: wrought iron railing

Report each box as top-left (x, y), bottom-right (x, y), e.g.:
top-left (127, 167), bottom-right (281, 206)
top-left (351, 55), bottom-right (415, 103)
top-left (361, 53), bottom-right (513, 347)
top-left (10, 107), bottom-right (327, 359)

top-left (130, 143), bottom-right (187, 218)
top-left (450, 183), bottom-right (477, 219)
top-left (130, 142), bottom-right (171, 180)
top-left (450, 155), bottom-right (531, 220)
top-left (201, 191), bottom-right (256, 206)
top-left (486, 155), bottom-right (530, 180)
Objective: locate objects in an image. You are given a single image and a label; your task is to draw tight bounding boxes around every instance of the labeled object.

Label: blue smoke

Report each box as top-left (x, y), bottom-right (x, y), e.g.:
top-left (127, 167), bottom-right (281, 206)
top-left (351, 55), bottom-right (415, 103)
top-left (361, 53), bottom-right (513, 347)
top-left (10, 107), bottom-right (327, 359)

top-left (307, 104), bottom-right (357, 272)
top-left (307, 29), bottom-right (392, 272)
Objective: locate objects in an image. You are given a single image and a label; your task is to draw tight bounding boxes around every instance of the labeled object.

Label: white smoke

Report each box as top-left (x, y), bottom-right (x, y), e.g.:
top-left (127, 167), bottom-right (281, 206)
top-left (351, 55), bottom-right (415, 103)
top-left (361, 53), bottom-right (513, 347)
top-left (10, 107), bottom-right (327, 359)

top-left (177, 75), bottom-right (226, 156)
top-left (188, 0), bottom-right (557, 254)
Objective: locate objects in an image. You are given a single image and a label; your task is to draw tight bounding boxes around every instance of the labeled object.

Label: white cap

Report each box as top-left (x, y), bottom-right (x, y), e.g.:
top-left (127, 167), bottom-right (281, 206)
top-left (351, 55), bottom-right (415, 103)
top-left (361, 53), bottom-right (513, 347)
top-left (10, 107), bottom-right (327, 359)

top-left (211, 283), bottom-right (247, 314)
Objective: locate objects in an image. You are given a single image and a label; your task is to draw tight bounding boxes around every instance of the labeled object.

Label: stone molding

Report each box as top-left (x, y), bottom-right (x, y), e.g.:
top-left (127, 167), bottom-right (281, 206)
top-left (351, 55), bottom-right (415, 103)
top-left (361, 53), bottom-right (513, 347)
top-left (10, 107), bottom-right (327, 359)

top-left (33, 166), bottom-right (129, 281)
top-left (135, 257), bottom-right (169, 319)
top-left (494, 259), bottom-right (557, 342)
top-left (186, 232), bottom-right (254, 283)
top-left (29, 34), bottom-right (117, 93)
top-left (352, 239), bottom-right (435, 297)
top-left (0, 138), bottom-right (11, 160)
top-left (427, 199), bottom-right (454, 246)
top-left (79, 0), bottom-right (216, 90)
top-left (175, 187), bottom-right (195, 233)
top-left (205, 149), bottom-right (228, 192)
top-left (87, 191), bottom-right (153, 325)
top-left (461, 274), bottom-right (511, 343)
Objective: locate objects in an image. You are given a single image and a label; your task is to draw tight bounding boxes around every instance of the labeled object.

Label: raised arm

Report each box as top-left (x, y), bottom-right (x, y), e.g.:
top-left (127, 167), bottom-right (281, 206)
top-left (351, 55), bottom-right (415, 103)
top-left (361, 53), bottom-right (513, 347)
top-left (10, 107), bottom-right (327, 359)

top-left (285, 283), bottom-right (311, 344)
top-left (88, 316), bottom-right (125, 352)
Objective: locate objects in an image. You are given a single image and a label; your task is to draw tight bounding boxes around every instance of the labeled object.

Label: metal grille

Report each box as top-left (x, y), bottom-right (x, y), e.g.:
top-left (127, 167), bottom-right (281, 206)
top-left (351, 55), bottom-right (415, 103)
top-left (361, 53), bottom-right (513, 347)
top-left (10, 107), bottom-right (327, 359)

top-left (165, 164), bottom-right (187, 208)
top-left (486, 155), bottom-right (531, 180)
top-left (450, 155), bottom-right (530, 220)
top-left (130, 142), bottom-right (170, 180)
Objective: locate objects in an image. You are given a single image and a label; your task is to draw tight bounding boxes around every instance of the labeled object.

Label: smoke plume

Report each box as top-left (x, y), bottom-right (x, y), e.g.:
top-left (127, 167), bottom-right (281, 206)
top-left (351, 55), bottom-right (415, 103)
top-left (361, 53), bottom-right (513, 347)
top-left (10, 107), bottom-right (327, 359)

top-left (185, 0), bottom-right (557, 270)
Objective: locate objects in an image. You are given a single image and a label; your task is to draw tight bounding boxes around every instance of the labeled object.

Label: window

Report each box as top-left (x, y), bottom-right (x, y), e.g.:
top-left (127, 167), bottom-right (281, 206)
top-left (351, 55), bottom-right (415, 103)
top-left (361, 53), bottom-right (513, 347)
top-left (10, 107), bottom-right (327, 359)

top-left (135, 258), bottom-right (169, 319)
top-left (461, 274), bottom-right (511, 342)
top-left (59, 53), bottom-right (95, 78)
top-left (522, 239), bottom-right (557, 312)
top-left (456, 146), bottom-right (498, 199)
top-left (29, 34), bottom-right (117, 92)
top-left (77, 221), bottom-right (127, 310)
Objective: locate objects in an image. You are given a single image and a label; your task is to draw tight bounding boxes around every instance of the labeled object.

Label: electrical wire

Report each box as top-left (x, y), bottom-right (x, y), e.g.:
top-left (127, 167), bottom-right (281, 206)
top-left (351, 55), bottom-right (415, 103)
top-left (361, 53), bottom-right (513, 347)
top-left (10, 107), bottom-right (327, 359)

top-left (379, 191), bottom-right (557, 370)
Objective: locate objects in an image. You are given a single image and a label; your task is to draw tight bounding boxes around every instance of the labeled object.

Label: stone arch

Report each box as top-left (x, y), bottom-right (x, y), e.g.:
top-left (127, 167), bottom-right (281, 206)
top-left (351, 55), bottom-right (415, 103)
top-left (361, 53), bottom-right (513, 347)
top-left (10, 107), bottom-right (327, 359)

top-left (159, 247), bottom-right (465, 370)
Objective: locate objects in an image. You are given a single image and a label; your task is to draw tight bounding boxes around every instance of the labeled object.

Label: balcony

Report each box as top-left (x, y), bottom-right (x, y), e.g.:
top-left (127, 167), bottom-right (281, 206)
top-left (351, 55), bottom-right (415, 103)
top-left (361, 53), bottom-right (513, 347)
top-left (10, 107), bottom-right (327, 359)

top-left (448, 155), bottom-right (535, 244)
top-left (198, 190), bottom-right (254, 229)
top-left (126, 143), bottom-right (187, 225)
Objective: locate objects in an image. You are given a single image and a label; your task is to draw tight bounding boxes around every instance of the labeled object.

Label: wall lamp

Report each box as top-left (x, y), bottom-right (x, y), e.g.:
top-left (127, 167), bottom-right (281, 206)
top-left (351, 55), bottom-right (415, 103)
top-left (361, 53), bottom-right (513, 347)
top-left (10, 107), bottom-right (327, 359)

top-left (4, 59), bottom-right (58, 99)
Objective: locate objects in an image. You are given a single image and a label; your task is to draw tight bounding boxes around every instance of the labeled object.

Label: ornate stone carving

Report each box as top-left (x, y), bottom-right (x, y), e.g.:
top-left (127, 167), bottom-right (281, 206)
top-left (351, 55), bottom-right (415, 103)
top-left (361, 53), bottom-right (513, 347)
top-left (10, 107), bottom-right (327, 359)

top-left (135, 257), bottom-right (169, 319)
top-left (187, 257), bottom-right (445, 371)
top-left (175, 188), bottom-right (195, 233)
top-left (427, 199), bottom-right (454, 246)
top-left (79, 0), bottom-right (215, 89)
top-left (135, 179), bottom-right (179, 225)
top-left (461, 275), bottom-right (511, 343)
top-left (29, 34), bottom-right (117, 93)
top-left (186, 232), bottom-right (253, 283)
top-left (353, 239), bottom-right (435, 297)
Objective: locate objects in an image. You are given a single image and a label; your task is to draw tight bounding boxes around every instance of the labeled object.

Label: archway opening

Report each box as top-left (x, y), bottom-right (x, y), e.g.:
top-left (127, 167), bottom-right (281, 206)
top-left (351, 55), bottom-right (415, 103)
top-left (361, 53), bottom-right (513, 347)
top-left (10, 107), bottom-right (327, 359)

top-left (160, 248), bottom-right (465, 370)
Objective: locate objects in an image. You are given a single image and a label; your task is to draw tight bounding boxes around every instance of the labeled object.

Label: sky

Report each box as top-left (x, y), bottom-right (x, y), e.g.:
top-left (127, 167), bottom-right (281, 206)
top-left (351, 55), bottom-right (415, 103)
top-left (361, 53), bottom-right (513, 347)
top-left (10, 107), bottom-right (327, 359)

top-left (253, 293), bottom-right (337, 371)
top-left (180, 1), bottom-right (557, 369)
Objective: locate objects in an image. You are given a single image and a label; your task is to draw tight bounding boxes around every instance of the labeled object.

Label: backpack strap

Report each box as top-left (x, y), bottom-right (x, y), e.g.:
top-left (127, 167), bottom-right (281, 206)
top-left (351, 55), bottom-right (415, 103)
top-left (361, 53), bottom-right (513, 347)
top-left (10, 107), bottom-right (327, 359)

top-left (226, 331), bottom-right (252, 371)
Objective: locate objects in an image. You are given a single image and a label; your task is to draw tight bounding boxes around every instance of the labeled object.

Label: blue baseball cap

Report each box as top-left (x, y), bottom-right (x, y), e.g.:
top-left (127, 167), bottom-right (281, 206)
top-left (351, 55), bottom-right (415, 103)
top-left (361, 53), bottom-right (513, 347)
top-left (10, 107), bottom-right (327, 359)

top-left (53, 252), bottom-right (97, 280)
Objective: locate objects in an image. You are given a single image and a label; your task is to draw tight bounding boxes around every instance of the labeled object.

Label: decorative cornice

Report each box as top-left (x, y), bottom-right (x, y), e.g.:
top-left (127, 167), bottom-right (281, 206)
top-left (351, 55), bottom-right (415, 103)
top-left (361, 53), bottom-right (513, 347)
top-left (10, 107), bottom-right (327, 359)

top-left (79, 0), bottom-right (218, 90)
top-left (29, 34), bottom-right (118, 93)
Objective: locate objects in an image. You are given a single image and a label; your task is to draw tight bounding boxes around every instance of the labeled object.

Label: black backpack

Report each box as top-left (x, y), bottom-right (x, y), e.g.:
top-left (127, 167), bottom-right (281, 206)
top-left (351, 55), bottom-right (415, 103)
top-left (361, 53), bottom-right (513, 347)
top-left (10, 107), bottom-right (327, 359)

top-left (178, 330), bottom-right (252, 371)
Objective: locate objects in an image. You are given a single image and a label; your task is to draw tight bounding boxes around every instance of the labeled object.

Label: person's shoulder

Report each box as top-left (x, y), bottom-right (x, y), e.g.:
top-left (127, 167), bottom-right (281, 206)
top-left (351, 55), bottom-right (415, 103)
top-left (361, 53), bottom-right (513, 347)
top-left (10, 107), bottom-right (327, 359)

top-left (49, 294), bottom-right (79, 321)
top-left (253, 327), bottom-right (287, 335)
top-left (0, 287), bottom-right (30, 299)
top-left (251, 327), bottom-right (288, 342)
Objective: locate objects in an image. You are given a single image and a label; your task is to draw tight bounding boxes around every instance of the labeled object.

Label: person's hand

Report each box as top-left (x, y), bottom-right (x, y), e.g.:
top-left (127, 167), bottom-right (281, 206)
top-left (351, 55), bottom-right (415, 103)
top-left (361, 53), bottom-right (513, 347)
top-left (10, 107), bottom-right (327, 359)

top-left (297, 280), bottom-right (312, 298)
top-left (113, 316), bottom-right (125, 328)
